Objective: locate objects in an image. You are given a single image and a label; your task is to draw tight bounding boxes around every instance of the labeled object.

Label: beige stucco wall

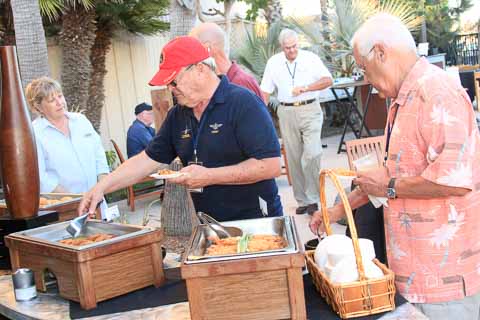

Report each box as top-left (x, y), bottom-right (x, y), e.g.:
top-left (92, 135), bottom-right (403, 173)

top-left (47, 32), bottom-right (169, 157)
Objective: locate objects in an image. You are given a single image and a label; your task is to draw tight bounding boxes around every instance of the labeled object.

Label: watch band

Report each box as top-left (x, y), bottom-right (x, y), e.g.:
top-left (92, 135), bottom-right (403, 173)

top-left (387, 178), bottom-right (397, 199)
top-left (388, 178), bottom-right (396, 189)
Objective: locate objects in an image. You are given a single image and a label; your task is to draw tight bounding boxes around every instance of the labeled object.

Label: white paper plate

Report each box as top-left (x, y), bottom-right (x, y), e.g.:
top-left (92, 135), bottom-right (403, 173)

top-left (334, 174), bottom-right (357, 181)
top-left (150, 172), bottom-right (184, 179)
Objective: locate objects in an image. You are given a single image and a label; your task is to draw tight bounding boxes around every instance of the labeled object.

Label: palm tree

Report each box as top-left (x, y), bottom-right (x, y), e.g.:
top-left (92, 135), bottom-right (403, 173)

top-left (39, 0), bottom-right (121, 115)
top-left (0, 0), bottom-right (17, 45)
top-left (59, 4), bottom-right (97, 113)
top-left (8, 0), bottom-right (50, 87)
top-left (86, 0), bottom-right (169, 130)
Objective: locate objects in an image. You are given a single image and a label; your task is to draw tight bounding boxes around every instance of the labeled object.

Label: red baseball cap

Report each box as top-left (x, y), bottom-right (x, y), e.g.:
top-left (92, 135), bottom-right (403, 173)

top-left (149, 36), bottom-right (210, 86)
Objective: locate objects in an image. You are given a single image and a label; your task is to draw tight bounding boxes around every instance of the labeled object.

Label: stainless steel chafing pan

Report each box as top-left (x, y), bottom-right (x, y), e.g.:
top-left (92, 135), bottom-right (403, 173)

top-left (0, 193), bottom-right (82, 209)
top-left (7, 220), bottom-right (156, 251)
top-left (184, 216), bottom-right (299, 264)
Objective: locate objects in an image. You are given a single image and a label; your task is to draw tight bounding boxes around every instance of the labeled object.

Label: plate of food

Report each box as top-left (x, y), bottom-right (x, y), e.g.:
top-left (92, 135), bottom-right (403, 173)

top-left (331, 168), bottom-right (357, 180)
top-left (150, 169), bottom-right (185, 179)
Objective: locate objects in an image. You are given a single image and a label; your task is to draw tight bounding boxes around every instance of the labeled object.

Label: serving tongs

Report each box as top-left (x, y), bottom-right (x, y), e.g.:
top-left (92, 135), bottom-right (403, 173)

top-left (196, 212), bottom-right (243, 239)
top-left (66, 213), bottom-right (88, 238)
top-left (66, 201), bottom-right (103, 238)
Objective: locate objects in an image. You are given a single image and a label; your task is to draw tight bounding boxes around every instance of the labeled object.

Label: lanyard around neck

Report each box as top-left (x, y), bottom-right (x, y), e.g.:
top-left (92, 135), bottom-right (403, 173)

top-left (285, 61), bottom-right (297, 86)
top-left (384, 105), bottom-right (400, 163)
top-left (191, 108), bottom-right (210, 163)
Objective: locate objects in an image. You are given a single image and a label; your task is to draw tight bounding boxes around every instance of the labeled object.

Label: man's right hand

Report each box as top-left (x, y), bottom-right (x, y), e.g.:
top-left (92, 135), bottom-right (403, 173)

top-left (309, 206), bottom-right (345, 236)
top-left (78, 186), bottom-right (105, 218)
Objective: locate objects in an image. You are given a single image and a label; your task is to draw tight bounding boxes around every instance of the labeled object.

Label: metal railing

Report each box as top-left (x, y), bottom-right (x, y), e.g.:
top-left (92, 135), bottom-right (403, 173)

top-left (447, 32), bottom-right (479, 66)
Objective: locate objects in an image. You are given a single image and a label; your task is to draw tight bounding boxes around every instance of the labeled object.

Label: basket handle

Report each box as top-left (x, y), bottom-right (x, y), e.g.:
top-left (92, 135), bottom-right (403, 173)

top-left (319, 169), bottom-right (366, 281)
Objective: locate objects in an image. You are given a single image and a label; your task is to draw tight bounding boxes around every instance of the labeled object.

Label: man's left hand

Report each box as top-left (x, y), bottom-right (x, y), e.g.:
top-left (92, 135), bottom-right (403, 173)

top-left (169, 164), bottom-right (212, 188)
top-left (353, 166), bottom-right (390, 197)
top-left (292, 86), bottom-right (308, 97)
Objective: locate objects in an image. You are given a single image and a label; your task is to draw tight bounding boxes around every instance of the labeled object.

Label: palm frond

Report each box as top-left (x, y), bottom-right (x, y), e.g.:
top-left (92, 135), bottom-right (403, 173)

top-left (38, 0), bottom-right (64, 21)
top-left (283, 0), bottom-right (421, 76)
top-left (235, 21), bottom-right (283, 80)
top-left (376, 0), bottom-right (422, 32)
top-left (96, 0), bottom-right (169, 35)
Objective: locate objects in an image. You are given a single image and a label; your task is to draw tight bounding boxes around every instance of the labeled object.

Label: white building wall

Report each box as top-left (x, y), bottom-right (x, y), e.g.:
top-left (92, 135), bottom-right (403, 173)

top-left (47, 33), bottom-right (169, 157)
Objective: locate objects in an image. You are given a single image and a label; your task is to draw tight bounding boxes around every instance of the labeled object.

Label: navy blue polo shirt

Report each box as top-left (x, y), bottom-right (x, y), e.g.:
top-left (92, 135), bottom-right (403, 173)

top-left (126, 119), bottom-right (155, 158)
top-left (145, 76), bottom-right (283, 221)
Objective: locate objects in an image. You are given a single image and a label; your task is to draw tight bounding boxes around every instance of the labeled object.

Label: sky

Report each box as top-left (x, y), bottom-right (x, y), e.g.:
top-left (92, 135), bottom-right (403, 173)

top-left (280, 0), bottom-right (479, 25)
top-left (460, 1), bottom-right (480, 25)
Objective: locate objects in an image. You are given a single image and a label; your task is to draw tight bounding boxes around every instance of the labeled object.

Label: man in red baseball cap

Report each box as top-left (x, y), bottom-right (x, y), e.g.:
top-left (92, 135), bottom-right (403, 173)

top-left (79, 36), bottom-right (284, 222)
top-left (149, 36), bottom-right (210, 87)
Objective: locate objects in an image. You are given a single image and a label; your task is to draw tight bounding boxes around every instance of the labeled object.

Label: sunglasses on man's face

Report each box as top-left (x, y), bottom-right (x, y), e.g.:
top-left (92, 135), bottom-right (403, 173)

top-left (167, 64), bottom-right (196, 88)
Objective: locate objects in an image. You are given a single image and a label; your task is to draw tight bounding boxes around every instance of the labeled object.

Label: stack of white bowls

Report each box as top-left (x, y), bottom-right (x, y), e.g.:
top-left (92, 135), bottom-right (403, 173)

top-left (314, 235), bottom-right (384, 284)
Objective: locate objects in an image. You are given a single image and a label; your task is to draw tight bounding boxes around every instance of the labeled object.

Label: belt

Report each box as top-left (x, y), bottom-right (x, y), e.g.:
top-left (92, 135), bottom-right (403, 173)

top-left (279, 99), bottom-right (316, 107)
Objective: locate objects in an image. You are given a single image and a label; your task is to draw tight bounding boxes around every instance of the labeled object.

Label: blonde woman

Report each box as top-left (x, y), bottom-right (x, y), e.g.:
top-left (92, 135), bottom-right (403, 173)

top-left (25, 77), bottom-right (109, 195)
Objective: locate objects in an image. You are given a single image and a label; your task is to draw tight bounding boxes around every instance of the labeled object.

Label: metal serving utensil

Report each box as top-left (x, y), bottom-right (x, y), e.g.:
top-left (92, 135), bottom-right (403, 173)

top-left (66, 213), bottom-right (88, 238)
top-left (196, 212), bottom-right (243, 239)
top-left (66, 201), bottom-right (103, 238)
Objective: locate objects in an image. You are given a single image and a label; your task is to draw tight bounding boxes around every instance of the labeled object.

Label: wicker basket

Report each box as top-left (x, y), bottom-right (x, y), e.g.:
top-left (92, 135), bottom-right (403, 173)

top-left (305, 169), bottom-right (396, 319)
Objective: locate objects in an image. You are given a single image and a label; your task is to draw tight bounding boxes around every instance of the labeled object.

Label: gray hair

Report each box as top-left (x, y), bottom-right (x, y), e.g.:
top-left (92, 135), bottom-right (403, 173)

top-left (351, 13), bottom-right (417, 57)
top-left (278, 28), bottom-right (298, 46)
top-left (199, 57), bottom-right (217, 72)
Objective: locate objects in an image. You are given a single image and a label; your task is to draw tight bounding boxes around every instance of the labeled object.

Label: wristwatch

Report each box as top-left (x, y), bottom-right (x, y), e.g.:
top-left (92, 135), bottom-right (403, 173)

top-left (386, 178), bottom-right (397, 199)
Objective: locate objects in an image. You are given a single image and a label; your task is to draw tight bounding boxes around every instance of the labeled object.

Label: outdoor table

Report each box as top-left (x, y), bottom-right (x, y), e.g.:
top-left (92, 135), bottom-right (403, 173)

top-left (0, 254), bottom-right (429, 320)
top-left (331, 79), bottom-right (373, 153)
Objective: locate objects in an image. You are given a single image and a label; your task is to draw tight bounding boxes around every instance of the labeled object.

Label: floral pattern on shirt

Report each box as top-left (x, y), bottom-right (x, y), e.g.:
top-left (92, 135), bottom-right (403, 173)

top-left (384, 58), bottom-right (480, 303)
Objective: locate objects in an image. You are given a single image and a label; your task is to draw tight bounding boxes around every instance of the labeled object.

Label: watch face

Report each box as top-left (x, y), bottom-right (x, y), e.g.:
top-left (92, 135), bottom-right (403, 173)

top-left (387, 188), bottom-right (396, 199)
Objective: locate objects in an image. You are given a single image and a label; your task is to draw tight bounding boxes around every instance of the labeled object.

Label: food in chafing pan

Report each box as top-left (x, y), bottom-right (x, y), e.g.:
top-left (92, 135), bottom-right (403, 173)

top-left (39, 196), bottom-right (74, 206)
top-left (59, 233), bottom-right (116, 246)
top-left (206, 234), bottom-right (286, 256)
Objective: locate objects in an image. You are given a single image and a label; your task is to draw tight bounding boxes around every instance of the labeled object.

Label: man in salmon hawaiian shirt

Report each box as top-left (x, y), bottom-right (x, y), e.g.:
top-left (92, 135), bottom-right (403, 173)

top-left (310, 13), bottom-right (480, 319)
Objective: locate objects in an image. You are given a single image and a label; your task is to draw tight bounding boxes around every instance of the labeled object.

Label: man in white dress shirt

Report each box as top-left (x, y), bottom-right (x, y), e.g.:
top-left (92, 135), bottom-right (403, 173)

top-left (261, 28), bottom-right (333, 215)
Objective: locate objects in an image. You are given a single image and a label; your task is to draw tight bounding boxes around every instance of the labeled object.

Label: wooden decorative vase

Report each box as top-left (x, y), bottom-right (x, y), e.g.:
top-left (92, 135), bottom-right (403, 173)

top-left (0, 46), bottom-right (40, 218)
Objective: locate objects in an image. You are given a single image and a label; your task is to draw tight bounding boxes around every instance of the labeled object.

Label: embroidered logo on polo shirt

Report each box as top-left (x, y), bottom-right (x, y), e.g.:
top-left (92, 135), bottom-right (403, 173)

top-left (209, 123), bottom-right (223, 134)
top-left (181, 127), bottom-right (191, 139)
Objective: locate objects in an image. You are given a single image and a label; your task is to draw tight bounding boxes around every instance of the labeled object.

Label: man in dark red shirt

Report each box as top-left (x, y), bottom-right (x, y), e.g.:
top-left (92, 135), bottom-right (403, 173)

top-left (190, 22), bottom-right (264, 102)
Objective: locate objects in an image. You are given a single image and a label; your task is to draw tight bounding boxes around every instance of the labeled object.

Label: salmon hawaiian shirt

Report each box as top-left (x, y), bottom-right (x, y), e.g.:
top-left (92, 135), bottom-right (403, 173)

top-left (384, 57), bottom-right (480, 303)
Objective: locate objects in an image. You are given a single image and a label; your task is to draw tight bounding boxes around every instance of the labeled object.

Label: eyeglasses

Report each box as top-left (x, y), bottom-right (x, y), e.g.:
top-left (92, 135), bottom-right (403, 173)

top-left (168, 64), bottom-right (196, 88)
top-left (356, 46), bottom-right (376, 76)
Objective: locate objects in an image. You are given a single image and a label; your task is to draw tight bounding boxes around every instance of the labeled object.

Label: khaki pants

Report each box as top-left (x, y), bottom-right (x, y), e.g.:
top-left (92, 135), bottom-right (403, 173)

top-left (278, 101), bottom-right (323, 207)
top-left (414, 291), bottom-right (480, 320)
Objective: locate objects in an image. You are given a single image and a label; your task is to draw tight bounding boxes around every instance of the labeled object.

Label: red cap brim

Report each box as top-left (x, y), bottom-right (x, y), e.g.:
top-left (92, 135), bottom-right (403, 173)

top-left (148, 68), bottom-right (179, 86)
